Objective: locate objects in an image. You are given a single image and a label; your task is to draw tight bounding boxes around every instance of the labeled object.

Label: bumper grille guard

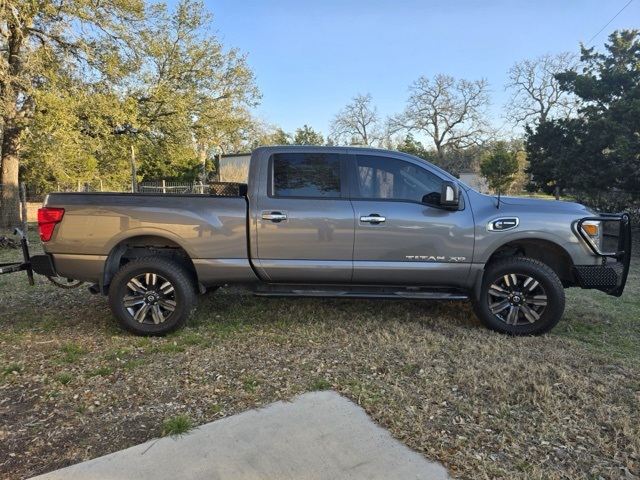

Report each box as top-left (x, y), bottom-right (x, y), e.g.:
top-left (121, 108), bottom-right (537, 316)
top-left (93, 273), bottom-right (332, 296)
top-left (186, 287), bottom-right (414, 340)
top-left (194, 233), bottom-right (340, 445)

top-left (575, 213), bottom-right (632, 297)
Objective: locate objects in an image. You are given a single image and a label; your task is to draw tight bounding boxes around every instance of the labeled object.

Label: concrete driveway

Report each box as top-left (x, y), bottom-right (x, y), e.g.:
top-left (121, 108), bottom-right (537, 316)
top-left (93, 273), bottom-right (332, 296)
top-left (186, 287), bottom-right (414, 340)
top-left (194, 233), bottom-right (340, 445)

top-left (32, 390), bottom-right (453, 480)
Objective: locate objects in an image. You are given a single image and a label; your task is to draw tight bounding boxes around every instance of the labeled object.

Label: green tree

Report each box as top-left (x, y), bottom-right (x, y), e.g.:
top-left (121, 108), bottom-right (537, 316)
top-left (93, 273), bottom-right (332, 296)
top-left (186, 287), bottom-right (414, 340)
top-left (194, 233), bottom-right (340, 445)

top-left (20, 62), bottom-right (140, 194)
top-left (480, 142), bottom-right (519, 193)
top-left (526, 29), bottom-right (640, 205)
top-left (292, 125), bottom-right (325, 145)
top-left (268, 127), bottom-right (293, 146)
top-left (131, 0), bottom-right (260, 181)
top-left (396, 134), bottom-right (431, 160)
top-left (245, 125), bottom-right (291, 148)
top-left (1, 0), bottom-right (260, 216)
top-left (1, 0), bottom-right (144, 227)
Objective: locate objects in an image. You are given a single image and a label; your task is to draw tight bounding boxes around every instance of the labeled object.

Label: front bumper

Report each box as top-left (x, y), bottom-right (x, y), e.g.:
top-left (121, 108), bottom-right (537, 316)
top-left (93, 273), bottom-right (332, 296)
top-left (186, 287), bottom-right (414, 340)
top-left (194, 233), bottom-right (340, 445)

top-left (574, 213), bottom-right (632, 297)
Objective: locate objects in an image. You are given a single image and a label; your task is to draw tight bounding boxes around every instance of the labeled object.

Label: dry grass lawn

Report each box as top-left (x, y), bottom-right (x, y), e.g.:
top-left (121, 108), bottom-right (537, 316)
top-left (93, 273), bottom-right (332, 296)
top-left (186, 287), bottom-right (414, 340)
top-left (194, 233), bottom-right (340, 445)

top-left (1, 227), bottom-right (638, 479)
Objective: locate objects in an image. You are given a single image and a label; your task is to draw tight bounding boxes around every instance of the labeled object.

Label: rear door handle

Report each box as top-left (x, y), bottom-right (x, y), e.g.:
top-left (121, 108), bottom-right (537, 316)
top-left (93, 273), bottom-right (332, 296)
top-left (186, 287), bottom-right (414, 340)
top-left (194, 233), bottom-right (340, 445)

top-left (262, 211), bottom-right (288, 222)
top-left (360, 214), bottom-right (386, 224)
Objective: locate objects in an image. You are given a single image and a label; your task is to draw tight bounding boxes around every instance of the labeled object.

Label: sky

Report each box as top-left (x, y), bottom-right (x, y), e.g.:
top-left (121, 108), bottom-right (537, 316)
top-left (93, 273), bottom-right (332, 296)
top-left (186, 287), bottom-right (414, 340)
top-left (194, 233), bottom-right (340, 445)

top-left (200, 0), bottom-right (639, 140)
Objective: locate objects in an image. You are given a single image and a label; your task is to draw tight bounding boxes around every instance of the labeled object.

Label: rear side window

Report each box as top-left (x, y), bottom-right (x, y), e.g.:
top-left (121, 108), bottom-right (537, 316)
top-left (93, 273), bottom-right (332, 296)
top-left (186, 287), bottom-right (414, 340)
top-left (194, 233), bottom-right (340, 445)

top-left (272, 153), bottom-right (341, 197)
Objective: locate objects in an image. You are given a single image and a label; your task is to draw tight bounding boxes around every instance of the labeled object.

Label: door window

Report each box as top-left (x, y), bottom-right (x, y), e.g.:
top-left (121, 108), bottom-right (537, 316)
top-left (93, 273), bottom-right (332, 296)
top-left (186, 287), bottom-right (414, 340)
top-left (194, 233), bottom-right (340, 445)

top-left (355, 155), bottom-right (442, 203)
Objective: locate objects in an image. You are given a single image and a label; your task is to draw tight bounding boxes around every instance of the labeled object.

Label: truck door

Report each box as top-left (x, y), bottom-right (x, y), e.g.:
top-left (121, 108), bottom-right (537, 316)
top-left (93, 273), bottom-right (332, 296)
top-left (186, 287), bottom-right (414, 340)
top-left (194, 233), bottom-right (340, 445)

top-left (253, 150), bottom-right (354, 283)
top-left (350, 153), bottom-right (474, 286)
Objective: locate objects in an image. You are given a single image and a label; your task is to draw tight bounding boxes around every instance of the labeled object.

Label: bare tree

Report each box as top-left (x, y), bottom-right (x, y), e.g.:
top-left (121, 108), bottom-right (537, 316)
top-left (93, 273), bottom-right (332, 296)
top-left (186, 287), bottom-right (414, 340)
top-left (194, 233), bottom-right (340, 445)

top-left (393, 74), bottom-right (491, 158)
top-left (330, 93), bottom-right (383, 146)
top-left (504, 52), bottom-right (580, 128)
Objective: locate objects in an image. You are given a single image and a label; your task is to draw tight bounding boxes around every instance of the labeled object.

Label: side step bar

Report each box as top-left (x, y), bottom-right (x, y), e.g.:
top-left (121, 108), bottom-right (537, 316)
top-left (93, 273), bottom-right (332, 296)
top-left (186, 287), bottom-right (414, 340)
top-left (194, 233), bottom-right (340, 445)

top-left (254, 285), bottom-right (468, 300)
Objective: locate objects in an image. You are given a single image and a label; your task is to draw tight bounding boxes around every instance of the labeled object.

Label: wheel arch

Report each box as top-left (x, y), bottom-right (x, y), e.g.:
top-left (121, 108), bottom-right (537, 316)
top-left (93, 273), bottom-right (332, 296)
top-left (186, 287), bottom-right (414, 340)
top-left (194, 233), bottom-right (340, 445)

top-left (101, 234), bottom-right (198, 294)
top-left (485, 238), bottom-right (576, 286)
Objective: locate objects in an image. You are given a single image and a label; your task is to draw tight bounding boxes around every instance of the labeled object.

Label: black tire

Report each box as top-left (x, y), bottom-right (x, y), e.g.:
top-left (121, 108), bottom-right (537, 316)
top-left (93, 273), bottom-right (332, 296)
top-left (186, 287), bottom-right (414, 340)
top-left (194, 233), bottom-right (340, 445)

top-left (108, 257), bottom-right (197, 336)
top-left (471, 257), bottom-right (565, 335)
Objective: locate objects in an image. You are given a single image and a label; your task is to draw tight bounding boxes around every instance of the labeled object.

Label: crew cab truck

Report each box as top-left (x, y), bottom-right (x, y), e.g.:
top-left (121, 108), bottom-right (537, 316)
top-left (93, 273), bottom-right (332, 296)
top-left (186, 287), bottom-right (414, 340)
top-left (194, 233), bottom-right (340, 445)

top-left (31, 146), bottom-right (632, 336)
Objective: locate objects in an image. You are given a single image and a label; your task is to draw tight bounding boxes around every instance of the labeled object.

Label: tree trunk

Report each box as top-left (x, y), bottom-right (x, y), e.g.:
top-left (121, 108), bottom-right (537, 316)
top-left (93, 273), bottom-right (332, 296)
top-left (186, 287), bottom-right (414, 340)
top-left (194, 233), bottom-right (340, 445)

top-left (0, 22), bottom-right (26, 228)
top-left (0, 164), bottom-right (21, 228)
top-left (0, 122), bottom-right (22, 228)
top-left (197, 141), bottom-right (208, 183)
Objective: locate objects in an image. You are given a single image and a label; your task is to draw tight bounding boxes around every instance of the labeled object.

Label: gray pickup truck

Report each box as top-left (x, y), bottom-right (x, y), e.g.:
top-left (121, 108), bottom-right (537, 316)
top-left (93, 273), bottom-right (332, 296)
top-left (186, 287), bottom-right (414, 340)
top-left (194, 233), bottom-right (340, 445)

top-left (31, 146), bottom-right (632, 336)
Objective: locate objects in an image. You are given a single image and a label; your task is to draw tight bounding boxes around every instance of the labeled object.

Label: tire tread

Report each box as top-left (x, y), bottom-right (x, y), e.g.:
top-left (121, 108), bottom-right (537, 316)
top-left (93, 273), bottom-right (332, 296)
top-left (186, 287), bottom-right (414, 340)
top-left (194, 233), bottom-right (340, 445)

top-left (108, 256), bottom-right (197, 336)
top-left (472, 256), bottom-right (565, 335)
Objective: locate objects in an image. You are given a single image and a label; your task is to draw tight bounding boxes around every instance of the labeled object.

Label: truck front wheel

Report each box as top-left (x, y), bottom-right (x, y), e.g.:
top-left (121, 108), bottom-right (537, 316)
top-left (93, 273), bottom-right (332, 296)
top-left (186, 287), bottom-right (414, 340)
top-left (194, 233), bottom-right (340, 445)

top-left (472, 257), bottom-right (565, 335)
top-left (108, 257), bottom-right (197, 336)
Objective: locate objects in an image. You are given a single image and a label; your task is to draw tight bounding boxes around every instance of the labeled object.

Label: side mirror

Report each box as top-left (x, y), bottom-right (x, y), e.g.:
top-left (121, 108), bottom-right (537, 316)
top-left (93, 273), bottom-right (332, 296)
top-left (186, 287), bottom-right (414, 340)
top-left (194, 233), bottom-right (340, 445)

top-left (440, 181), bottom-right (460, 208)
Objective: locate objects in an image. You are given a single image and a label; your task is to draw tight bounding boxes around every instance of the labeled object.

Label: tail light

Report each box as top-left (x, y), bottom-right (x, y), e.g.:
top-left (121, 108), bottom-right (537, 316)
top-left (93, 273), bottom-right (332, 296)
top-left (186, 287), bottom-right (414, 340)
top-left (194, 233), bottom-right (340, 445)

top-left (38, 208), bottom-right (65, 242)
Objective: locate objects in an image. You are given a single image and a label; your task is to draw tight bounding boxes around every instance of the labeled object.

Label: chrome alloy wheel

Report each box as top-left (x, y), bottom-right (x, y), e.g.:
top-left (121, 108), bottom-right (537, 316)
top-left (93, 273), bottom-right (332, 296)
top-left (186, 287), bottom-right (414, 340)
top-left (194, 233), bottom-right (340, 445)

top-left (123, 273), bottom-right (177, 324)
top-left (488, 273), bottom-right (548, 326)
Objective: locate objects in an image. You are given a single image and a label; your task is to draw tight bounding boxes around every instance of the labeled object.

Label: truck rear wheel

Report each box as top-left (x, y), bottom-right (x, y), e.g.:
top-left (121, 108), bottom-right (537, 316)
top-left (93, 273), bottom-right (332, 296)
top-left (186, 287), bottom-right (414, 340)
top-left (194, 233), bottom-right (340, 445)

top-left (108, 257), bottom-right (197, 336)
top-left (472, 257), bottom-right (565, 335)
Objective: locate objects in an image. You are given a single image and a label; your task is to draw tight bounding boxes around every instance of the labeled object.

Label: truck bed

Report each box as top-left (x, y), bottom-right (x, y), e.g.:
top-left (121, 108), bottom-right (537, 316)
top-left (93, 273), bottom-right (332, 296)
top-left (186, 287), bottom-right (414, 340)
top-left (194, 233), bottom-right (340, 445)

top-left (41, 192), bottom-right (254, 285)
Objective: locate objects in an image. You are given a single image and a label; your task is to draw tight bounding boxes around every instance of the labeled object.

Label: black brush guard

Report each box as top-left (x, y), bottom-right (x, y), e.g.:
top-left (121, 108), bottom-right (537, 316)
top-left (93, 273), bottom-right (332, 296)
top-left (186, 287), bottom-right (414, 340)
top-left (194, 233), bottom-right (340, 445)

top-left (575, 213), bottom-right (632, 297)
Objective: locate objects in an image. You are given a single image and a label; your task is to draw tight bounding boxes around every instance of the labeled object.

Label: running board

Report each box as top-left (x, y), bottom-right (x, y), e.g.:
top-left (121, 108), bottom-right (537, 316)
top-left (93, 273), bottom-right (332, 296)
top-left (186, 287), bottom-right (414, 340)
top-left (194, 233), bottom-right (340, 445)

top-left (254, 285), bottom-right (468, 300)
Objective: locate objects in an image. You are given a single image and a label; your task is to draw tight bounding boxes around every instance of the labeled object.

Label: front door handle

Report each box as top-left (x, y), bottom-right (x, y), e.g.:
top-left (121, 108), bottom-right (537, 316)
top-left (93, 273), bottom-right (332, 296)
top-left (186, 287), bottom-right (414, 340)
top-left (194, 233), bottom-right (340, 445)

top-left (262, 212), bottom-right (288, 222)
top-left (360, 214), bottom-right (386, 224)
